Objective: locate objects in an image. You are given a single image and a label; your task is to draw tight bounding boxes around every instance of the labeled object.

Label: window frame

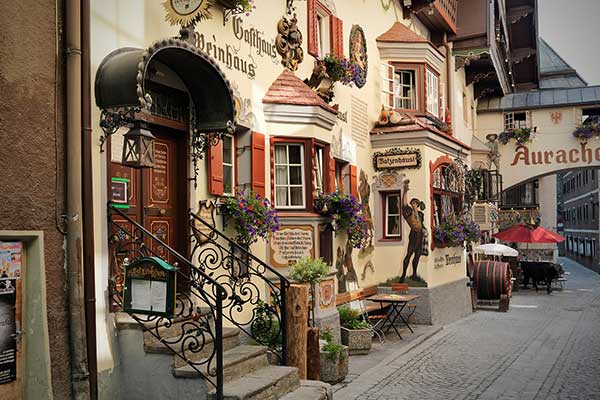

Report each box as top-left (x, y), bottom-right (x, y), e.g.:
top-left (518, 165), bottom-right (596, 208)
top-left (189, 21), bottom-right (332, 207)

top-left (221, 134), bottom-right (235, 196)
top-left (273, 142), bottom-right (307, 209)
top-left (334, 159), bottom-right (349, 194)
top-left (313, 143), bottom-right (327, 195)
top-left (430, 156), bottom-right (464, 249)
top-left (382, 191), bottom-right (403, 240)
top-left (316, 5), bottom-right (331, 58)
top-left (503, 111), bottom-right (532, 131)
top-left (426, 68), bottom-right (440, 118)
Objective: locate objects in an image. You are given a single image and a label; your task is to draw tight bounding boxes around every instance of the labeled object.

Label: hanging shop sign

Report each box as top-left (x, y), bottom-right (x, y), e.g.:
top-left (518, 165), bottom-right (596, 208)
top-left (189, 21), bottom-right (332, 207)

top-left (276, 13), bottom-right (304, 71)
top-left (269, 225), bottom-right (314, 268)
top-left (192, 200), bottom-right (216, 244)
top-left (163, 0), bottom-right (213, 26)
top-left (373, 148), bottom-right (422, 171)
top-left (123, 257), bottom-right (177, 318)
top-left (349, 25), bottom-right (367, 88)
top-left (194, 16), bottom-right (278, 80)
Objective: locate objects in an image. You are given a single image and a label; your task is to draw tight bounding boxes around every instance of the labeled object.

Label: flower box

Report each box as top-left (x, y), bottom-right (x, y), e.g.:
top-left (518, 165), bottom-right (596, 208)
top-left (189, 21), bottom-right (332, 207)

top-left (341, 327), bottom-right (371, 355)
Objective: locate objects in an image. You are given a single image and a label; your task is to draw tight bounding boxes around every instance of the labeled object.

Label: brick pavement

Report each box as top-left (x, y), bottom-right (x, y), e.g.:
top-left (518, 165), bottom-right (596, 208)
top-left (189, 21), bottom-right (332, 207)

top-left (334, 258), bottom-right (600, 400)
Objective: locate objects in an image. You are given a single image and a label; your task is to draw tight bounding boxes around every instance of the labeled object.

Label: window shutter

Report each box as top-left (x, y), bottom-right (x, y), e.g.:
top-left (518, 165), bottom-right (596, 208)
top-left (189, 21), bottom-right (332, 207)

top-left (349, 165), bottom-right (358, 198)
top-left (380, 63), bottom-right (395, 109)
top-left (208, 139), bottom-right (224, 196)
top-left (251, 131), bottom-right (266, 197)
top-left (307, 0), bottom-right (318, 57)
top-left (328, 157), bottom-right (336, 192)
top-left (330, 16), bottom-right (344, 58)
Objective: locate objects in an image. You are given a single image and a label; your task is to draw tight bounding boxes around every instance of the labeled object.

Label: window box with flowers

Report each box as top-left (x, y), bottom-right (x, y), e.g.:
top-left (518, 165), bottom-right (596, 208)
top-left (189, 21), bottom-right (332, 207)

top-left (572, 117), bottom-right (600, 143)
top-left (433, 215), bottom-right (481, 248)
top-left (498, 127), bottom-right (536, 146)
top-left (306, 55), bottom-right (360, 103)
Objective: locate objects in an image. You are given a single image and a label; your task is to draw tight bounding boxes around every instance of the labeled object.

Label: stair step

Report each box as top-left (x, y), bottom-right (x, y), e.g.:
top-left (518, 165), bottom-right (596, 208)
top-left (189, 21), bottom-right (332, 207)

top-left (172, 328), bottom-right (242, 368)
top-left (279, 386), bottom-right (328, 400)
top-left (142, 313), bottom-right (214, 346)
top-left (174, 345), bottom-right (269, 382)
top-left (208, 365), bottom-right (299, 400)
top-left (115, 307), bottom-right (211, 331)
top-left (144, 326), bottom-right (239, 356)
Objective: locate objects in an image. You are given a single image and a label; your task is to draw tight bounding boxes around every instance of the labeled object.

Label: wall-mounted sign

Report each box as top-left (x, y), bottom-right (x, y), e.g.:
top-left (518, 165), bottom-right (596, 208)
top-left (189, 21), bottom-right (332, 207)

top-left (434, 253), bottom-right (463, 269)
top-left (192, 200), bottom-right (216, 244)
top-left (373, 148), bottom-right (422, 171)
top-left (111, 177), bottom-right (129, 208)
top-left (162, 0), bottom-right (213, 27)
top-left (123, 257), bottom-right (177, 318)
top-left (319, 279), bottom-right (335, 310)
top-left (349, 25), bottom-right (367, 88)
top-left (270, 225), bottom-right (314, 268)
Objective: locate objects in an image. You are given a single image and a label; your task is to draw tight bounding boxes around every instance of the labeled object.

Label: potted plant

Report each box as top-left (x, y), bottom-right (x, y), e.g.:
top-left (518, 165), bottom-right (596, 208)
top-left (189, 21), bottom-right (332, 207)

top-left (217, 0), bottom-right (256, 16)
top-left (289, 257), bottom-right (330, 326)
top-left (338, 306), bottom-right (372, 355)
top-left (319, 328), bottom-right (348, 384)
top-left (314, 191), bottom-right (369, 249)
top-left (433, 215), bottom-right (481, 248)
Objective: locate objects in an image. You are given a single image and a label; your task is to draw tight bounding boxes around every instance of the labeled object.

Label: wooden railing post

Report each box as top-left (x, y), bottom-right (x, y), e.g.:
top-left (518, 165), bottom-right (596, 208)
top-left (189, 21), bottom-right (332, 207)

top-left (285, 283), bottom-right (309, 379)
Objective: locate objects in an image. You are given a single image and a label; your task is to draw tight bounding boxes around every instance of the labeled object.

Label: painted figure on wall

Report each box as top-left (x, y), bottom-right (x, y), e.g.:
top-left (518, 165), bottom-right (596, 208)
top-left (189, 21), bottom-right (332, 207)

top-left (358, 169), bottom-right (374, 254)
top-left (401, 179), bottom-right (428, 282)
top-left (335, 240), bottom-right (359, 293)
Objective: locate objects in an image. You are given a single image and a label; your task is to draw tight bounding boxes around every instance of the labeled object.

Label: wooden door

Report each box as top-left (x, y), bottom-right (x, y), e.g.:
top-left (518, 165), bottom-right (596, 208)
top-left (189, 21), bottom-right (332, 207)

top-left (108, 125), bottom-right (188, 301)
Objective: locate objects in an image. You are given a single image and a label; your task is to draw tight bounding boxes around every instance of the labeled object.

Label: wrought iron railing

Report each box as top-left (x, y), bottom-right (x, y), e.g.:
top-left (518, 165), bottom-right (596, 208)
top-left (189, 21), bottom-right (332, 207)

top-left (189, 210), bottom-right (290, 364)
top-left (107, 203), bottom-right (290, 399)
top-left (108, 204), bottom-right (226, 399)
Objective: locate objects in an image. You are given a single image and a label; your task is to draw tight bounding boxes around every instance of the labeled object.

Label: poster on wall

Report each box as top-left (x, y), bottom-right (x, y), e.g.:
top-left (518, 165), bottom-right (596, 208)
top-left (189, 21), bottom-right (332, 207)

top-left (269, 226), bottom-right (314, 268)
top-left (0, 279), bottom-right (16, 384)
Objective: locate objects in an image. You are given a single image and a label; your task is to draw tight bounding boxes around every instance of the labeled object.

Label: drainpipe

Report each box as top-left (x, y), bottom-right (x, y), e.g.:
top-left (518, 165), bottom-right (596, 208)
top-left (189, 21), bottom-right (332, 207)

top-left (66, 0), bottom-right (91, 398)
top-left (444, 34), bottom-right (453, 135)
top-left (81, 0), bottom-right (97, 398)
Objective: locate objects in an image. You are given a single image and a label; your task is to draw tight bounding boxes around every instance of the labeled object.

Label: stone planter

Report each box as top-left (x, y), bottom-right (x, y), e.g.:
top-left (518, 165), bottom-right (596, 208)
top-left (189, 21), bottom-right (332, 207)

top-left (341, 327), bottom-right (372, 355)
top-left (319, 344), bottom-right (348, 384)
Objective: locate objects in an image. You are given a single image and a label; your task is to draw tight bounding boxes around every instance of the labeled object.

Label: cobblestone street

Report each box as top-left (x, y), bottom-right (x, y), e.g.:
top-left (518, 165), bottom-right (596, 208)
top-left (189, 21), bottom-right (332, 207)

top-left (335, 258), bottom-right (600, 400)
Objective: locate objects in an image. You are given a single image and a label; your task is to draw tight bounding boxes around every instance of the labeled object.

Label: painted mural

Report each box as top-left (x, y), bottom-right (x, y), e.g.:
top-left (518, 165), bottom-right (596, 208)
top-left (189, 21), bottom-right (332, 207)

top-left (358, 169), bottom-right (374, 255)
top-left (349, 24), bottom-right (367, 88)
top-left (336, 240), bottom-right (359, 293)
top-left (400, 179), bottom-right (428, 283)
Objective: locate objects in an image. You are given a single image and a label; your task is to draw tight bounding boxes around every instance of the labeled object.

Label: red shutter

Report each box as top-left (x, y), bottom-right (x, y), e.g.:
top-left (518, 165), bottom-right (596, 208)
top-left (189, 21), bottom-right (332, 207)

top-left (251, 131), bottom-right (266, 198)
top-left (208, 140), bottom-right (224, 196)
top-left (328, 157), bottom-right (336, 193)
top-left (307, 0), bottom-right (319, 57)
top-left (349, 164), bottom-right (358, 198)
top-left (330, 16), bottom-right (344, 58)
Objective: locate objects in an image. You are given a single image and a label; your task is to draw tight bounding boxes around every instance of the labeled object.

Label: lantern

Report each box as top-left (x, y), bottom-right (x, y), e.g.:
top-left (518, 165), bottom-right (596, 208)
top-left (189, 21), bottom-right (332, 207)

top-left (121, 121), bottom-right (156, 168)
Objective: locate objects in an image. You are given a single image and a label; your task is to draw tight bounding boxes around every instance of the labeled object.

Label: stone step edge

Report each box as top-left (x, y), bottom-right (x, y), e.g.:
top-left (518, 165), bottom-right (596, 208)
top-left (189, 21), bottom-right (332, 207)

top-left (144, 326), bottom-right (240, 354)
top-left (208, 365), bottom-right (299, 399)
top-left (173, 345), bottom-right (268, 378)
top-left (115, 307), bottom-right (212, 331)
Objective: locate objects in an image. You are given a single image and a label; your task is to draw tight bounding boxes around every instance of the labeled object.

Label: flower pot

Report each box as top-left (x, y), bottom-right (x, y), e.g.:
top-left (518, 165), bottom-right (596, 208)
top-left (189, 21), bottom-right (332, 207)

top-left (319, 345), bottom-right (348, 384)
top-left (341, 327), bottom-right (372, 355)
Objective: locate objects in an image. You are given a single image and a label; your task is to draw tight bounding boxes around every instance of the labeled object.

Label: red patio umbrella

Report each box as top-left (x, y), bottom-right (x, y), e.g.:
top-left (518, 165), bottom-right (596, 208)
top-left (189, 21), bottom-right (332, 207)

top-left (493, 224), bottom-right (565, 243)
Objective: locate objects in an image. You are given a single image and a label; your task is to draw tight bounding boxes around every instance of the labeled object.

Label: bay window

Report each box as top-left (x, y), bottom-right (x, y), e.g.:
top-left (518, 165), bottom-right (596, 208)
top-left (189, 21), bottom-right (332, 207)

top-left (274, 143), bottom-right (305, 208)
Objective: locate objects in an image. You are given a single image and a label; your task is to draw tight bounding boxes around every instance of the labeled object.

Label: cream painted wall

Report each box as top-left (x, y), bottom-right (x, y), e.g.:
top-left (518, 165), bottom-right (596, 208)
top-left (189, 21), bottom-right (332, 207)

top-left (538, 175), bottom-right (558, 231)
top-left (90, 0), bottom-right (477, 373)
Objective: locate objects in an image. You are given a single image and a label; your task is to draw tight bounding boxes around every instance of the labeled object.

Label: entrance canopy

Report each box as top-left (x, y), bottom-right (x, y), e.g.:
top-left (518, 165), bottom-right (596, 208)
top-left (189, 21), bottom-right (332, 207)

top-left (95, 38), bottom-right (235, 133)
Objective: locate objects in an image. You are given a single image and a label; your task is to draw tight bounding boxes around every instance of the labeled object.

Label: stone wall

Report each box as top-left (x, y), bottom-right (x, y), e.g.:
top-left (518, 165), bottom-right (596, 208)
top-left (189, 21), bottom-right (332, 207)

top-left (0, 1), bottom-right (71, 398)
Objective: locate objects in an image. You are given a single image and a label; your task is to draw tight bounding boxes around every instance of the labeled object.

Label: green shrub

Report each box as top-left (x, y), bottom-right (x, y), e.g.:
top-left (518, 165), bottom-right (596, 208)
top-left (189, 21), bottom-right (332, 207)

top-left (288, 257), bottom-right (330, 284)
top-left (338, 306), bottom-right (370, 330)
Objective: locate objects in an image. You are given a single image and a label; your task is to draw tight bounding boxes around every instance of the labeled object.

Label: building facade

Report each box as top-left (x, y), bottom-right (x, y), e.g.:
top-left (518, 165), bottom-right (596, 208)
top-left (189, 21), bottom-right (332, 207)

top-left (560, 169), bottom-right (600, 272)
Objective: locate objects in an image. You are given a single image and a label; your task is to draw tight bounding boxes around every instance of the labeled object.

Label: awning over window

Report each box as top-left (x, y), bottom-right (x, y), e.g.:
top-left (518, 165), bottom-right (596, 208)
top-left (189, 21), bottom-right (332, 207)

top-left (95, 38), bottom-right (235, 133)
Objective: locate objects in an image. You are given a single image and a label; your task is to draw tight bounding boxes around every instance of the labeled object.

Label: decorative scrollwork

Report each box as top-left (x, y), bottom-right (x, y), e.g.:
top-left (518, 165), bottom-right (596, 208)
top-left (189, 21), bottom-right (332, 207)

top-left (276, 14), bottom-right (304, 72)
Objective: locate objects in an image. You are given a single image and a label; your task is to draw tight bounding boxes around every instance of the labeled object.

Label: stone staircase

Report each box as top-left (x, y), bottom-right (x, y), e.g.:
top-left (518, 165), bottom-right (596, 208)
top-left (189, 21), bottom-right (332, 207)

top-left (115, 313), bottom-right (331, 400)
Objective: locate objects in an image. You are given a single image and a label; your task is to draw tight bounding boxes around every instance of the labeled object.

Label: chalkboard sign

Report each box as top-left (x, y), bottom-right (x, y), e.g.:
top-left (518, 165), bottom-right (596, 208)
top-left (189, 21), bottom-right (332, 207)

top-left (123, 257), bottom-right (177, 318)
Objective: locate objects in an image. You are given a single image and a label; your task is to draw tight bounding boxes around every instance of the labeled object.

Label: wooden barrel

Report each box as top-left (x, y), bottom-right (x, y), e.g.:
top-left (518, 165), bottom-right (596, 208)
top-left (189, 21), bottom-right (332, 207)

top-left (473, 260), bottom-right (511, 301)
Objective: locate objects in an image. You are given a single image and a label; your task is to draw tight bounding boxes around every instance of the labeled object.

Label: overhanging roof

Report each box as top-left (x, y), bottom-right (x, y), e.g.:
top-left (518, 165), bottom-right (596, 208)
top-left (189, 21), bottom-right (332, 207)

top-left (478, 86), bottom-right (600, 112)
top-left (95, 38), bottom-right (236, 133)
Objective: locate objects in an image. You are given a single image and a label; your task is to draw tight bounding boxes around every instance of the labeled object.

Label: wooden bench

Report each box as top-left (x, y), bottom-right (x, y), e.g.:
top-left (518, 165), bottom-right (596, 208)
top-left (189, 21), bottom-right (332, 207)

top-left (336, 285), bottom-right (389, 315)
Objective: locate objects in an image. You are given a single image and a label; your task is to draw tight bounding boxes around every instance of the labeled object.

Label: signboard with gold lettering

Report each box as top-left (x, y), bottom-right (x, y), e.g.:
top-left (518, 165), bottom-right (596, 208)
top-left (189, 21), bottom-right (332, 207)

top-left (123, 257), bottom-right (177, 318)
top-left (373, 148), bottom-right (421, 171)
top-left (269, 226), bottom-right (314, 268)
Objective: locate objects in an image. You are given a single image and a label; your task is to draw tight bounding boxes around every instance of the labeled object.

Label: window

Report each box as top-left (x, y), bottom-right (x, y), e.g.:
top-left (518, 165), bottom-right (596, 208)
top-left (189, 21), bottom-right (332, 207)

top-left (431, 160), bottom-right (463, 229)
top-left (503, 111), bottom-right (531, 131)
top-left (394, 70), bottom-right (417, 110)
top-left (308, 0), bottom-right (343, 58)
top-left (426, 69), bottom-right (439, 117)
top-left (383, 192), bottom-right (402, 239)
top-left (314, 146), bottom-right (325, 194)
top-left (274, 143), bottom-right (305, 208)
top-left (222, 135), bottom-right (235, 196)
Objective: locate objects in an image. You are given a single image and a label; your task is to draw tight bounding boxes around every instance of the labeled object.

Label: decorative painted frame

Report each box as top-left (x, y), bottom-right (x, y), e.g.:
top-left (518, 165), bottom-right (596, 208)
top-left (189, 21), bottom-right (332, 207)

top-left (349, 24), bottom-right (368, 88)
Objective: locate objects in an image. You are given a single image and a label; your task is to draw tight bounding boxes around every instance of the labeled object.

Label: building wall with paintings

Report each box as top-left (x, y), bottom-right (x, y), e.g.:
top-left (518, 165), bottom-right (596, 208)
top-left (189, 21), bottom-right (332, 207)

top-left (90, 0), bottom-right (480, 387)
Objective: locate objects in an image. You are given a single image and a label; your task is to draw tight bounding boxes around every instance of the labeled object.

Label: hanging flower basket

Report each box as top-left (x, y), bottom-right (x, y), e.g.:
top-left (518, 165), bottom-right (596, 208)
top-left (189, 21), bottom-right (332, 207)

top-left (216, 0), bottom-right (256, 16)
top-left (314, 191), bottom-right (369, 249)
top-left (498, 127), bottom-right (535, 145)
top-left (433, 215), bottom-right (481, 248)
top-left (223, 190), bottom-right (280, 246)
